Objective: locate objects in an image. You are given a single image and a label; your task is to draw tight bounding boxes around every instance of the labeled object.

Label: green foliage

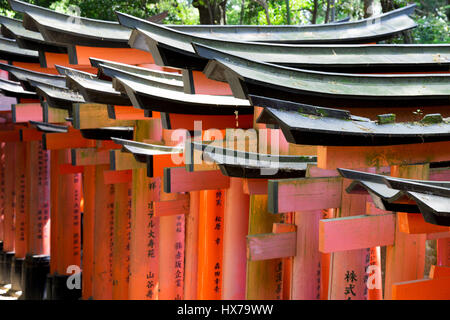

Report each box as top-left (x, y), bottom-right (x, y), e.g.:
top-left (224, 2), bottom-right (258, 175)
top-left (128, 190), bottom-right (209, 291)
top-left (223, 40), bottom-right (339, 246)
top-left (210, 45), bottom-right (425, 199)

top-left (0, 0), bottom-right (448, 43)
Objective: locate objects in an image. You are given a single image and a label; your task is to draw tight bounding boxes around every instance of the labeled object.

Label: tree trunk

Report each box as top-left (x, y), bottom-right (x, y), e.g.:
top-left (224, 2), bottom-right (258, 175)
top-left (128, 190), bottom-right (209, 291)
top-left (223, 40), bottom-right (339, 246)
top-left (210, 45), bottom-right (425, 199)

top-left (253, 0), bottom-right (271, 25)
top-left (364, 0), bottom-right (374, 18)
top-left (325, 0), bottom-right (331, 23)
top-left (380, 0), bottom-right (395, 13)
top-left (311, 0), bottom-right (318, 24)
top-left (285, 0), bottom-right (291, 25)
top-left (193, 0), bottom-right (227, 25)
top-left (240, 0), bottom-right (245, 24)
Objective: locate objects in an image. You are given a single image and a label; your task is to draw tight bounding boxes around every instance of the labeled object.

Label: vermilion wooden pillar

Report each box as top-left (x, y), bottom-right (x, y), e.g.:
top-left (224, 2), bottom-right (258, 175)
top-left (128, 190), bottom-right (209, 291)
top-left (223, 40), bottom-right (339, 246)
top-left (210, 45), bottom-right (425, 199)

top-left (111, 180), bottom-right (132, 300)
top-left (184, 191), bottom-right (199, 300)
top-left (197, 189), bottom-right (225, 300)
top-left (26, 140), bottom-right (51, 256)
top-left (21, 139), bottom-right (51, 300)
top-left (81, 165), bottom-right (95, 300)
top-left (3, 142), bottom-right (16, 255)
top-left (222, 178), bottom-right (249, 300)
top-left (14, 141), bottom-right (27, 261)
top-left (92, 164), bottom-right (114, 300)
top-left (0, 143), bottom-right (5, 246)
top-left (51, 149), bottom-right (82, 299)
top-left (2, 142), bottom-right (16, 287)
top-left (129, 120), bottom-right (162, 300)
top-left (129, 169), bottom-right (160, 300)
top-left (384, 164), bottom-right (428, 300)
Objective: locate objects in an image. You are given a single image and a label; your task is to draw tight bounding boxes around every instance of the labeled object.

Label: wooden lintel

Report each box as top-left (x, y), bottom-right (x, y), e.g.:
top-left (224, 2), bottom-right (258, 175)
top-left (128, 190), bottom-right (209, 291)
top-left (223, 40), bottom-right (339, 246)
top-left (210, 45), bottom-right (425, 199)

top-left (319, 214), bottom-right (395, 253)
top-left (163, 167), bottom-right (230, 193)
top-left (73, 103), bottom-right (136, 129)
top-left (110, 150), bottom-right (146, 171)
top-left (318, 142), bottom-right (450, 170)
top-left (392, 277), bottom-right (450, 300)
top-left (71, 148), bottom-right (110, 166)
top-left (103, 169), bottom-right (132, 185)
top-left (108, 105), bottom-right (148, 120)
top-left (154, 197), bottom-right (190, 217)
top-left (43, 104), bottom-right (69, 123)
top-left (12, 103), bottom-right (42, 123)
top-left (58, 163), bottom-right (84, 175)
top-left (43, 130), bottom-right (95, 150)
top-left (246, 232), bottom-right (297, 261)
top-left (429, 265), bottom-right (450, 279)
top-left (0, 130), bottom-right (21, 142)
top-left (20, 128), bottom-right (43, 141)
top-left (273, 223), bottom-right (296, 234)
top-left (243, 178), bottom-right (268, 195)
top-left (398, 212), bottom-right (450, 235)
top-left (426, 231), bottom-right (450, 240)
top-left (268, 177), bottom-right (342, 214)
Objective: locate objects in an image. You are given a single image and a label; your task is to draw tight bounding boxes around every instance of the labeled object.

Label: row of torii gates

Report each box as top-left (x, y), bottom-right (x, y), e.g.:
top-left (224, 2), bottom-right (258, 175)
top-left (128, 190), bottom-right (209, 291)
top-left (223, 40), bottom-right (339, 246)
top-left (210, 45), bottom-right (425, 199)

top-left (0, 0), bottom-right (449, 300)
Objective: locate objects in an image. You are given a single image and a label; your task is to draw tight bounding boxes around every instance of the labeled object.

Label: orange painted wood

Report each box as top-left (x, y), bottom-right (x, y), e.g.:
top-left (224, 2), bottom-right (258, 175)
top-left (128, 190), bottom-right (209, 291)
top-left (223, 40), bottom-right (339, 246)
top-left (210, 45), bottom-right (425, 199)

top-left (92, 164), bottom-right (114, 300)
top-left (109, 106), bottom-right (147, 120)
top-left (3, 142), bottom-right (16, 253)
top-left (318, 141), bottom-right (450, 170)
top-left (111, 181), bottom-right (132, 300)
top-left (0, 144), bottom-right (4, 243)
top-left (128, 119), bottom-right (162, 299)
top-left (75, 46), bottom-right (153, 66)
top-left (268, 177), bottom-right (342, 214)
top-left (43, 52), bottom-right (71, 68)
top-left (12, 103), bottom-right (42, 123)
top-left (184, 191), bottom-right (200, 300)
top-left (43, 105), bottom-right (69, 123)
top-left (320, 209), bottom-right (334, 300)
top-left (328, 177), bottom-right (371, 300)
top-left (151, 153), bottom-right (185, 178)
top-left (154, 197), bottom-right (190, 217)
top-left (129, 168), bottom-right (160, 300)
top-left (0, 130), bottom-right (20, 142)
top-left (71, 148), bottom-right (110, 166)
top-left (49, 150), bottom-right (58, 275)
top-left (247, 232), bottom-right (296, 261)
top-left (96, 140), bottom-right (122, 151)
top-left (25, 140), bottom-right (50, 256)
top-left (429, 265), bottom-right (450, 279)
top-left (246, 194), bottom-right (283, 300)
top-left (292, 210), bottom-right (322, 300)
top-left (13, 141), bottom-right (27, 258)
top-left (191, 70), bottom-right (232, 95)
top-left (437, 238), bottom-right (450, 267)
top-left (11, 61), bottom-right (60, 74)
top-left (384, 164), bottom-right (428, 300)
top-left (319, 214), bottom-right (395, 253)
top-left (103, 169), bottom-right (132, 185)
top-left (392, 277), bottom-right (450, 300)
top-left (197, 189), bottom-right (225, 300)
top-left (73, 103), bottom-right (136, 130)
top-left (164, 167), bottom-right (230, 193)
top-left (428, 231), bottom-right (450, 240)
top-left (20, 128), bottom-right (43, 142)
top-left (243, 178), bottom-right (268, 195)
top-left (43, 129), bottom-right (95, 150)
top-left (53, 150), bottom-right (82, 275)
top-left (398, 212), bottom-right (450, 234)
top-left (163, 113), bottom-right (253, 130)
top-left (222, 178), bottom-right (249, 300)
top-left (81, 165), bottom-right (95, 299)
top-left (110, 150), bottom-right (146, 171)
top-left (58, 163), bottom-right (84, 174)
top-left (158, 214), bottom-right (185, 300)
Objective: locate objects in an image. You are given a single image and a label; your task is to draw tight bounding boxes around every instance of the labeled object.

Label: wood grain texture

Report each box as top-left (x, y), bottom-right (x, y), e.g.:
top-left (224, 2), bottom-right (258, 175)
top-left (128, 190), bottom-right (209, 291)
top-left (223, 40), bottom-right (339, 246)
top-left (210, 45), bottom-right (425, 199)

top-left (247, 232), bottom-right (296, 261)
top-left (268, 177), bottom-right (342, 214)
top-left (319, 214), bottom-right (395, 253)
